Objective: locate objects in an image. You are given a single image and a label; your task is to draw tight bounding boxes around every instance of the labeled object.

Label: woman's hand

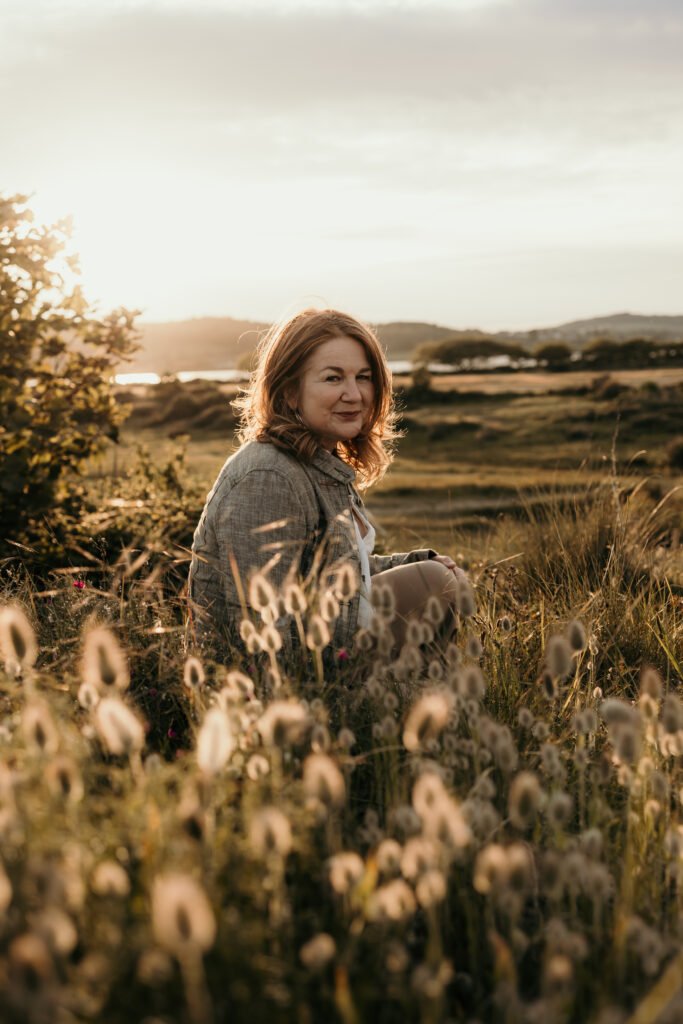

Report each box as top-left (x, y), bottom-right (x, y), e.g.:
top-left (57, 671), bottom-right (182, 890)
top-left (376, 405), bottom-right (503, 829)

top-left (432, 554), bottom-right (469, 583)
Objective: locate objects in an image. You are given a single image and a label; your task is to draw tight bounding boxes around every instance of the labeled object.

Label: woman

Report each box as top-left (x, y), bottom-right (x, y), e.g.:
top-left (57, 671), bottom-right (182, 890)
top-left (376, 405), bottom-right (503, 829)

top-left (187, 308), bottom-right (470, 665)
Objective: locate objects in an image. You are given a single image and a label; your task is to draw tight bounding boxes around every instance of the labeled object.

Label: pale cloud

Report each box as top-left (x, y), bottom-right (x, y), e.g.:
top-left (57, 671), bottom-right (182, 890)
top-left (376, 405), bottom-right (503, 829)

top-left (1, 0), bottom-right (681, 326)
top-left (5, 2), bottom-right (682, 133)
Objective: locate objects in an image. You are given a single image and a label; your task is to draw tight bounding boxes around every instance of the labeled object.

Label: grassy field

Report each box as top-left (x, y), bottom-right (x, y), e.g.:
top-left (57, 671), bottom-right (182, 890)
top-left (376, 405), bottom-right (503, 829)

top-left (425, 367), bottom-right (683, 394)
top-left (1, 366), bottom-right (682, 1023)
top-left (102, 367), bottom-right (683, 559)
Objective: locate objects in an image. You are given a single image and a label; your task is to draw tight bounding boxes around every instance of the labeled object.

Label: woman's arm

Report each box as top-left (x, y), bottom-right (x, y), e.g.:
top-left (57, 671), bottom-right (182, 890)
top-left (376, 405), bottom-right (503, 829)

top-left (369, 550), bottom-right (469, 583)
top-left (368, 548), bottom-right (437, 575)
top-left (430, 553), bottom-right (469, 582)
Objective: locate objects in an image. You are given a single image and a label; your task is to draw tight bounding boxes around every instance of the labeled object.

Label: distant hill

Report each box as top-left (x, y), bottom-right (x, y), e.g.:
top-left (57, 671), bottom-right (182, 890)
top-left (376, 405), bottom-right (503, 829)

top-left (507, 313), bottom-right (683, 349)
top-left (123, 312), bottom-right (683, 372)
top-left (372, 321), bottom-right (465, 359)
top-left (126, 318), bottom-right (268, 373)
top-left (125, 317), bottom-right (459, 372)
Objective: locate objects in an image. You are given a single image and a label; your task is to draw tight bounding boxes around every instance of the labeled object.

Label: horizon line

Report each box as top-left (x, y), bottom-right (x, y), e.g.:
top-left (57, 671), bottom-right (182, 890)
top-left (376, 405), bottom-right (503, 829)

top-left (135, 309), bottom-right (683, 331)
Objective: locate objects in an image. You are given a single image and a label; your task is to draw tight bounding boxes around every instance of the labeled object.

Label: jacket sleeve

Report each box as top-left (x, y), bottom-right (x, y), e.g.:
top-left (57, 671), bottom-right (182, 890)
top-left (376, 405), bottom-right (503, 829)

top-left (368, 547), bottom-right (437, 576)
top-left (212, 468), bottom-right (314, 615)
top-left (208, 467), bottom-right (365, 659)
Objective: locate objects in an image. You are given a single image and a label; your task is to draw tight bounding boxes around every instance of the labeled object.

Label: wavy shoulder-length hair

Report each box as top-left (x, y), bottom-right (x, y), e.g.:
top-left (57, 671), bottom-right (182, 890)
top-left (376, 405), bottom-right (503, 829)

top-left (233, 308), bottom-right (402, 489)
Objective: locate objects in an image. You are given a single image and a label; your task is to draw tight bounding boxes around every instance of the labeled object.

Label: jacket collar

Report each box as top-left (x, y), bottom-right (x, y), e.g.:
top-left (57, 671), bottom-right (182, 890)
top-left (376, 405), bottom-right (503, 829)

top-left (310, 446), bottom-right (357, 485)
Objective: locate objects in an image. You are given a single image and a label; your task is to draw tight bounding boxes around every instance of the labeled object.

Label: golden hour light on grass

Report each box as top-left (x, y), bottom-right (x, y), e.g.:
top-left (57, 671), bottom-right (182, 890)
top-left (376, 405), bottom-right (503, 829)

top-left (2, 0), bottom-right (683, 1020)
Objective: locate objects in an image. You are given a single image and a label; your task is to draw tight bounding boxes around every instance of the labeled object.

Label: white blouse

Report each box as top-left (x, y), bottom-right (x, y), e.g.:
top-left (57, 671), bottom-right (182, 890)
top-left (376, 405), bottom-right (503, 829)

top-left (350, 505), bottom-right (376, 628)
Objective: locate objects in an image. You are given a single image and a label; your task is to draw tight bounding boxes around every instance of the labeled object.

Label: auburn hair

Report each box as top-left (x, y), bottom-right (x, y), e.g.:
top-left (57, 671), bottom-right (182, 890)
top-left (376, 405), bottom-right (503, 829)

top-left (233, 308), bottom-right (401, 489)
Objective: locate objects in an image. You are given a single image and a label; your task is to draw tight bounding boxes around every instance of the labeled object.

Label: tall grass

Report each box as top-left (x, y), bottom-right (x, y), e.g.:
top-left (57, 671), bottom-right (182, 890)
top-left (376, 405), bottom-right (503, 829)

top-left (0, 470), bottom-right (681, 1023)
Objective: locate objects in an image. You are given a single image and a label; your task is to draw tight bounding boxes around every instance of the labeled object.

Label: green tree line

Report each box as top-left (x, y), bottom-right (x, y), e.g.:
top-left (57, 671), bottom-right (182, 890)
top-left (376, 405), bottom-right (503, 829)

top-left (414, 333), bottom-right (683, 371)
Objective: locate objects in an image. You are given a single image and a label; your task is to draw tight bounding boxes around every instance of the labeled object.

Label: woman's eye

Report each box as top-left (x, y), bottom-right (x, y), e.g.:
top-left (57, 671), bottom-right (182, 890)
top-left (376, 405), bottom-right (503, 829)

top-left (324, 374), bottom-right (371, 382)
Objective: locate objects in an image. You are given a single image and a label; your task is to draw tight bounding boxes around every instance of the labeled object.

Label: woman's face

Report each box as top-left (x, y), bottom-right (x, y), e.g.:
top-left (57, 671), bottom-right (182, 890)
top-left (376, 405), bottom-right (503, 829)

top-left (293, 335), bottom-right (375, 451)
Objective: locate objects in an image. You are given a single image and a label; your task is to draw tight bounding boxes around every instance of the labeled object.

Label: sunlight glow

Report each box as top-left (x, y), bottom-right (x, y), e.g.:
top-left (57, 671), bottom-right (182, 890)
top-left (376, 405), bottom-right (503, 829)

top-left (114, 372), bottom-right (161, 385)
top-left (8, 0), bottom-right (681, 328)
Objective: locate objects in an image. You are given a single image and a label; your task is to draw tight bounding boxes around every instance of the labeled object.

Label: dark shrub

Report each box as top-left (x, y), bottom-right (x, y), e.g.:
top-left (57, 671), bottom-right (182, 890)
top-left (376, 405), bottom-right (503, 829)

top-left (666, 437), bottom-right (683, 469)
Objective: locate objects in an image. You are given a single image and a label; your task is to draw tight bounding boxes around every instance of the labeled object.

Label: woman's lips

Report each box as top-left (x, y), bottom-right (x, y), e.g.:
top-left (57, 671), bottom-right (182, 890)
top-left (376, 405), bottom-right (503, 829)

top-left (335, 411), bottom-right (361, 419)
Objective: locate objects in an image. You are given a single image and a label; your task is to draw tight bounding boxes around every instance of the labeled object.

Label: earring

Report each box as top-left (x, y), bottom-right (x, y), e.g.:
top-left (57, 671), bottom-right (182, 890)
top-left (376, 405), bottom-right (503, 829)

top-left (293, 408), bottom-right (307, 429)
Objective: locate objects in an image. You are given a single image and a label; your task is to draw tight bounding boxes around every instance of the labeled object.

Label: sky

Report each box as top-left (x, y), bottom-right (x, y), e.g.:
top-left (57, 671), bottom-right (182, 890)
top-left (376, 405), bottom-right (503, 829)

top-left (2, 0), bottom-right (682, 331)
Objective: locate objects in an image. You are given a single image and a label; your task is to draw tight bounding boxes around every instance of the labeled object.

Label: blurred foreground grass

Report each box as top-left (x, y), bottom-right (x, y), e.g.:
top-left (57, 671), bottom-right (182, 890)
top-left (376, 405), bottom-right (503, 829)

top-left (0, 444), bottom-right (682, 1022)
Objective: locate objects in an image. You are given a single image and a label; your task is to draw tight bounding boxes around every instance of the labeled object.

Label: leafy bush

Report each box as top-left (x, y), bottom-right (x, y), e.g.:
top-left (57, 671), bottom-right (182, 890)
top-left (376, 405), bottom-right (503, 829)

top-left (533, 341), bottom-right (573, 368)
top-left (0, 193), bottom-right (138, 556)
top-left (666, 437), bottom-right (683, 470)
top-left (589, 375), bottom-right (628, 401)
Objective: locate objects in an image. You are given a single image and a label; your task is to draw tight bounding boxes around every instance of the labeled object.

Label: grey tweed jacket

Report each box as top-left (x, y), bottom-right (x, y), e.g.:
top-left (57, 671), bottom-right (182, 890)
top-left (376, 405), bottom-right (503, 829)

top-left (187, 439), bottom-right (436, 658)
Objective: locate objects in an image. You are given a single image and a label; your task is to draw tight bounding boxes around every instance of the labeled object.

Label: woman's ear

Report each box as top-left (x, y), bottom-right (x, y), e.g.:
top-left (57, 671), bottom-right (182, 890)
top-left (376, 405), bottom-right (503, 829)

top-left (284, 384), bottom-right (299, 412)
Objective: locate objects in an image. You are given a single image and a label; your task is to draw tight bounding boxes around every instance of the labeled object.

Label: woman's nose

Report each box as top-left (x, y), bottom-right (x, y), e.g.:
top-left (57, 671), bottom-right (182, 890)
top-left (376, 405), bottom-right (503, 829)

top-left (342, 377), bottom-right (362, 402)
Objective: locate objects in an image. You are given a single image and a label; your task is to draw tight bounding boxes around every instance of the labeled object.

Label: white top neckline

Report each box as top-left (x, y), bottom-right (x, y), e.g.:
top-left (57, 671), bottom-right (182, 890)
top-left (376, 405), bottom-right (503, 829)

top-left (352, 507), bottom-right (375, 548)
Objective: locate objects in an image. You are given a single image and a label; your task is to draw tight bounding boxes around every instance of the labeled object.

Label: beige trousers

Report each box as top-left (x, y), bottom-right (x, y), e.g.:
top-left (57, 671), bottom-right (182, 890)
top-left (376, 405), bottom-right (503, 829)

top-left (372, 559), bottom-right (460, 650)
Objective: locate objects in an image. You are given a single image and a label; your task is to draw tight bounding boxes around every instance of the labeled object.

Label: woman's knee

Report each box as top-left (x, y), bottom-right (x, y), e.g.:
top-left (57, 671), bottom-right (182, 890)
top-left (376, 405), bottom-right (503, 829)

top-left (414, 559), bottom-right (458, 603)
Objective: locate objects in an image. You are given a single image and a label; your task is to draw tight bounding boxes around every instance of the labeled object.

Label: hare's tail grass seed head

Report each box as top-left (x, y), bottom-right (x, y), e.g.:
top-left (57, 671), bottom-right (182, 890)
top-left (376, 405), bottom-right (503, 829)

top-left (546, 634), bottom-right (573, 681)
top-left (0, 605), bottom-right (37, 678)
top-left (320, 589), bottom-right (340, 624)
top-left (328, 852), bottom-right (364, 895)
top-left (82, 626), bottom-right (129, 693)
top-left (300, 933), bottom-right (336, 972)
top-left (45, 756), bottom-right (84, 804)
top-left (333, 562), bottom-right (358, 603)
top-left (249, 807), bottom-right (293, 859)
top-left (455, 577), bottom-right (476, 618)
top-left (94, 697), bottom-right (145, 756)
top-left (403, 692), bottom-right (452, 752)
top-left (258, 700), bottom-right (310, 747)
top-left (22, 699), bottom-right (59, 757)
top-left (151, 873), bottom-right (216, 956)
top-left (302, 753), bottom-right (346, 810)
top-left (284, 582), bottom-right (307, 616)
top-left (260, 624), bottom-right (283, 655)
top-left (508, 771), bottom-right (544, 831)
top-left (566, 619), bottom-right (588, 653)
top-left (371, 581), bottom-right (396, 622)
top-left (183, 656), bottom-right (205, 692)
top-left (248, 573), bottom-right (277, 615)
top-left (196, 707), bottom-right (235, 777)
top-left (305, 614), bottom-right (330, 652)
top-left (218, 670), bottom-right (255, 707)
